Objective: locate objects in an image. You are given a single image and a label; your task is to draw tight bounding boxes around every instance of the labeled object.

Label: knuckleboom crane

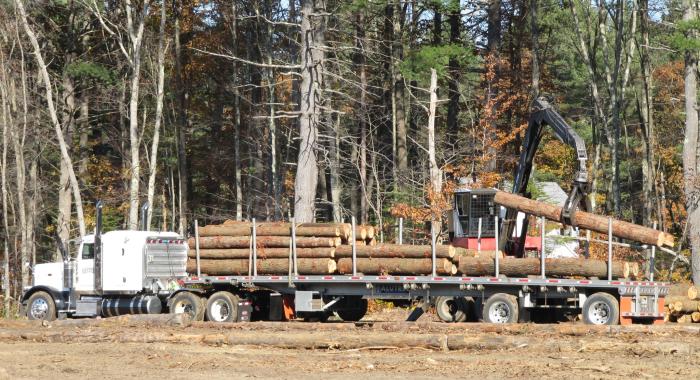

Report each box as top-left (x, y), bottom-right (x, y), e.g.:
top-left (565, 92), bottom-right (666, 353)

top-left (449, 97), bottom-right (591, 257)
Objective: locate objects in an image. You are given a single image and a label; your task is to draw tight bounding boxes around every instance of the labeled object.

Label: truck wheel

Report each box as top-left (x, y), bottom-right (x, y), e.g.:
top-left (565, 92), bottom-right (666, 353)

top-left (435, 296), bottom-right (470, 322)
top-left (26, 291), bottom-right (56, 321)
top-left (169, 291), bottom-right (205, 321)
top-left (582, 292), bottom-right (619, 325)
top-left (482, 293), bottom-right (519, 324)
top-left (205, 291), bottom-right (239, 323)
top-left (335, 296), bottom-right (368, 322)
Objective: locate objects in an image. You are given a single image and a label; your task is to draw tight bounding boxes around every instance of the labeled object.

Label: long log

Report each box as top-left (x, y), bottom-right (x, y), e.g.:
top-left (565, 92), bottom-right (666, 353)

top-left (187, 258), bottom-right (336, 275)
top-left (457, 257), bottom-right (628, 278)
top-left (493, 191), bottom-right (675, 247)
top-left (335, 244), bottom-right (454, 259)
top-left (188, 236), bottom-right (341, 249)
top-left (188, 248), bottom-right (335, 259)
top-left (337, 258), bottom-right (456, 275)
top-left (198, 224), bottom-right (345, 238)
top-left (688, 285), bottom-right (699, 300)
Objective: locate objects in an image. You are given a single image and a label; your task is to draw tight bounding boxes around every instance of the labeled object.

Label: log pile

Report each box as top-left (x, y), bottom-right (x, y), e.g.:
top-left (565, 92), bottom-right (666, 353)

top-left (187, 220), bottom-right (638, 279)
top-left (664, 285), bottom-right (700, 323)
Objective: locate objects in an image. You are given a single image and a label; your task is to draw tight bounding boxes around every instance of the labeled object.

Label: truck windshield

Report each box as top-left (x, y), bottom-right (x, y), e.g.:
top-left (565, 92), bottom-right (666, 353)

top-left (82, 243), bottom-right (94, 260)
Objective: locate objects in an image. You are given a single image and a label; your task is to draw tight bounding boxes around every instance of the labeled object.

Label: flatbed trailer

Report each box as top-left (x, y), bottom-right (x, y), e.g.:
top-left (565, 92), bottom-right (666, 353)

top-left (181, 273), bottom-right (668, 325)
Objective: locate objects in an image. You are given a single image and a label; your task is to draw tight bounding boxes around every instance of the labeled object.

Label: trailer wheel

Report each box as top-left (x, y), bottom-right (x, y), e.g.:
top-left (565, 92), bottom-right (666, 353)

top-left (582, 292), bottom-right (619, 325)
top-left (482, 293), bottom-right (519, 324)
top-left (26, 291), bottom-right (56, 321)
top-left (335, 296), bottom-right (368, 322)
top-left (435, 296), bottom-right (471, 322)
top-left (169, 291), bottom-right (205, 321)
top-left (205, 292), bottom-right (239, 323)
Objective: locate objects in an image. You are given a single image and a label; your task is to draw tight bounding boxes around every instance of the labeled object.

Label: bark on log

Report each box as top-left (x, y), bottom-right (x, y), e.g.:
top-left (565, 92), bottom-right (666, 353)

top-left (337, 258), bottom-right (456, 275)
top-left (665, 296), bottom-right (688, 309)
top-left (353, 226), bottom-right (367, 240)
top-left (457, 257), bottom-right (629, 278)
top-left (188, 236), bottom-right (341, 249)
top-left (493, 191), bottom-right (675, 247)
top-left (688, 285), bottom-right (699, 300)
top-left (188, 248), bottom-right (335, 259)
top-left (187, 258), bottom-right (336, 275)
top-left (365, 225), bottom-right (375, 239)
top-left (453, 248), bottom-right (505, 259)
top-left (198, 224), bottom-right (344, 238)
top-left (335, 244), bottom-right (455, 259)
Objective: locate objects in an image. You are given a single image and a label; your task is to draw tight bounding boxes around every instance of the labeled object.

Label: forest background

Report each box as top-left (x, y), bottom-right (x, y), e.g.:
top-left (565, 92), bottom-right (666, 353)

top-left (0, 0), bottom-right (699, 308)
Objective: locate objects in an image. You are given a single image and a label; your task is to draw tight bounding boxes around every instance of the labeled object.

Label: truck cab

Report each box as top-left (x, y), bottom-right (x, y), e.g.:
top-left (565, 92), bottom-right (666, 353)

top-left (22, 226), bottom-right (188, 320)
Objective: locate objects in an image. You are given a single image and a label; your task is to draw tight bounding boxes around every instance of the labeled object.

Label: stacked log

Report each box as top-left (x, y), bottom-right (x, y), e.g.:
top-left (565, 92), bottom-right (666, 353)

top-left (664, 285), bottom-right (700, 323)
top-left (456, 257), bottom-right (634, 279)
top-left (337, 258), bottom-right (456, 275)
top-left (335, 244), bottom-right (454, 259)
top-left (186, 258), bottom-right (336, 275)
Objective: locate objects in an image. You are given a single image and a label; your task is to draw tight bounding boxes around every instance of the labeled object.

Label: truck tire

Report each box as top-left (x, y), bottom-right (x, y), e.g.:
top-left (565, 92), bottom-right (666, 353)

top-left (482, 293), bottom-right (519, 324)
top-left (582, 292), bottom-right (619, 325)
top-left (205, 291), bottom-right (239, 323)
top-left (435, 296), bottom-right (471, 323)
top-left (169, 291), bottom-right (205, 321)
top-left (335, 296), bottom-right (368, 322)
top-left (26, 291), bottom-right (56, 321)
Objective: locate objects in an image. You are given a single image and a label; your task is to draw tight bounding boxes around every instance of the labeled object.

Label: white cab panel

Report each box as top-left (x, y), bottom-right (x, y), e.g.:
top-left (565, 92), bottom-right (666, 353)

top-left (33, 262), bottom-right (64, 291)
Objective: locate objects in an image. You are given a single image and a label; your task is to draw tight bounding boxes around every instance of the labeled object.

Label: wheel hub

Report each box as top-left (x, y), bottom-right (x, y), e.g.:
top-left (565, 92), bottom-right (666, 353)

top-left (210, 300), bottom-right (230, 322)
top-left (489, 302), bottom-right (510, 323)
top-left (30, 298), bottom-right (49, 320)
top-left (587, 301), bottom-right (610, 324)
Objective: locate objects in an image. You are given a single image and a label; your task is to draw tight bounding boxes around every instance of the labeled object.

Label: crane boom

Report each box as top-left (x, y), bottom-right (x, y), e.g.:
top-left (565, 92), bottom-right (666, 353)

top-left (498, 97), bottom-right (591, 256)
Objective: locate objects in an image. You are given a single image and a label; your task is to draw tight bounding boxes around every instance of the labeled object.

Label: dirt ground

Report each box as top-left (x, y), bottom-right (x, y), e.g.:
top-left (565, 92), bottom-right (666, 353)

top-left (0, 309), bottom-right (699, 380)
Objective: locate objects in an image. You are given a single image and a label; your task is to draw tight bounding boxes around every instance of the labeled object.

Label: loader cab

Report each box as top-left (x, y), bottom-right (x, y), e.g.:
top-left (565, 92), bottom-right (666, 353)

top-left (448, 188), bottom-right (499, 239)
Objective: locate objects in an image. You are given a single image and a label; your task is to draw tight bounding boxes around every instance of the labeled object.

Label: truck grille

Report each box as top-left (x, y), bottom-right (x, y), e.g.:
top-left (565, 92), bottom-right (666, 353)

top-left (144, 242), bottom-right (188, 279)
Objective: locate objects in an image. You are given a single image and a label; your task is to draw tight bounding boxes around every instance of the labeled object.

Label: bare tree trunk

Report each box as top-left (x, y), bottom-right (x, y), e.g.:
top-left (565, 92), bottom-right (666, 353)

top-left (1, 49), bottom-right (12, 312)
top-left (294, 0), bottom-right (325, 223)
top-left (427, 69), bottom-right (441, 240)
top-left (682, 0), bottom-right (700, 284)
top-left (125, 0), bottom-right (148, 230)
top-left (174, 3), bottom-right (189, 234)
top-left (228, 2), bottom-right (244, 221)
top-left (639, 0), bottom-right (656, 227)
top-left (530, 0), bottom-right (539, 98)
top-left (147, 1), bottom-right (166, 230)
top-left (15, 0), bottom-right (86, 237)
top-left (6, 67), bottom-right (28, 288)
top-left (58, 71), bottom-right (75, 257)
top-left (393, 0), bottom-right (407, 184)
top-left (354, 11), bottom-right (369, 224)
top-left (447, 0), bottom-right (460, 135)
